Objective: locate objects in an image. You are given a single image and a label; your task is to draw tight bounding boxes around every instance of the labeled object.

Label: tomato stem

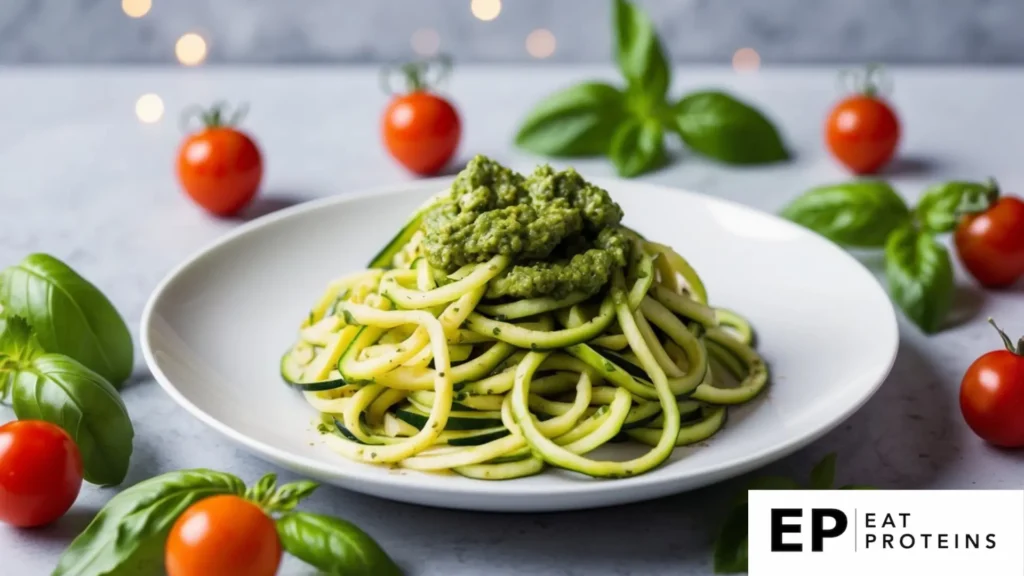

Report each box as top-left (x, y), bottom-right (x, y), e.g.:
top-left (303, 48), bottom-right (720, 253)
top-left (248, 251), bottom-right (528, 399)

top-left (838, 63), bottom-right (893, 99)
top-left (380, 54), bottom-right (452, 95)
top-left (180, 101), bottom-right (249, 133)
top-left (988, 318), bottom-right (1022, 355)
top-left (402, 62), bottom-right (425, 92)
top-left (984, 177), bottom-right (1001, 203)
top-left (0, 369), bottom-right (12, 404)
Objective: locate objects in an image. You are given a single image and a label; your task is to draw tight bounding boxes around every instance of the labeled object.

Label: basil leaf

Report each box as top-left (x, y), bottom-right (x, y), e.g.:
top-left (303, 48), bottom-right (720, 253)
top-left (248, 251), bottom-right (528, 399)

top-left (277, 511), bottom-right (402, 576)
top-left (245, 472), bottom-right (279, 503)
top-left (809, 453), bottom-right (837, 489)
top-left (0, 254), bottom-right (133, 386)
top-left (613, 0), bottom-right (670, 102)
top-left (673, 91), bottom-right (788, 164)
top-left (781, 181), bottom-right (910, 248)
top-left (269, 480), bottom-right (319, 512)
top-left (610, 118), bottom-right (665, 178)
top-left (713, 503), bottom-right (748, 574)
top-left (11, 353), bottom-right (134, 486)
top-left (885, 225), bottom-right (954, 333)
top-left (54, 469), bottom-right (244, 576)
top-left (514, 82), bottom-right (627, 157)
top-left (915, 179), bottom-right (999, 233)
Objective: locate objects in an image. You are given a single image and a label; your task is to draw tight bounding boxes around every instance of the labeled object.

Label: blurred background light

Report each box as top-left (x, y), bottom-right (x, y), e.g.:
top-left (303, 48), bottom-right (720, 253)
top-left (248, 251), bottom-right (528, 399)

top-left (526, 29), bottom-right (556, 59)
top-left (175, 33), bottom-right (208, 66)
top-left (121, 0), bottom-right (151, 18)
top-left (732, 47), bottom-right (761, 72)
top-left (470, 0), bottom-right (502, 21)
top-left (411, 28), bottom-right (441, 57)
top-left (135, 94), bottom-right (164, 123)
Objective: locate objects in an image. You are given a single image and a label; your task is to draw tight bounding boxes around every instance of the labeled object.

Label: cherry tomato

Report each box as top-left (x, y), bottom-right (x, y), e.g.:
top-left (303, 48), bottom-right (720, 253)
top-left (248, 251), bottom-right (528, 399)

top-left (960, 320), bottom-right (1024, 447)
top-left (382, 57), bottom-right (461, 176)
top-left (955, 196), bottom-right (1024, 288)
top-left (0, 420), bottom-right (83, 527)
top-left (166, 494), bottom-right (282, 576)
top-left (176, 103), bottom-right (263, 217)
top-left (825, 66), bottom-right (900, 174)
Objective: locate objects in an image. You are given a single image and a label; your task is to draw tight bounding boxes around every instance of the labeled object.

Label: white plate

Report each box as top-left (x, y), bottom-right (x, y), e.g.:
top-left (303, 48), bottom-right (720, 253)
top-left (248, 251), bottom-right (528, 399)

top-left (141, 177), bottom-right (898, 512)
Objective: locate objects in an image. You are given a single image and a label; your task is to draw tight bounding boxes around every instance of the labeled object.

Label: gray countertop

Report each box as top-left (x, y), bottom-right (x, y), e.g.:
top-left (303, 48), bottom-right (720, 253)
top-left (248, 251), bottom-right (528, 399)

top-left (1, 65), bottom-right (1022, 575)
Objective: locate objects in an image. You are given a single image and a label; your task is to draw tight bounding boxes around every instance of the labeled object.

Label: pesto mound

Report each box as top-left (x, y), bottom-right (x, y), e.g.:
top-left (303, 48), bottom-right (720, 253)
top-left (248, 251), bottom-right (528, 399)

top-left (422, 155), bottom-right (629, 299)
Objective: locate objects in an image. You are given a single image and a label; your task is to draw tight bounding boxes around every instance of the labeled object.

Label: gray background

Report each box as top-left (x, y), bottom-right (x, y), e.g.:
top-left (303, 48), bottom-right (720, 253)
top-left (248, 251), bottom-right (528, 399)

top-left (3, 0), bottom-right (1024, 64)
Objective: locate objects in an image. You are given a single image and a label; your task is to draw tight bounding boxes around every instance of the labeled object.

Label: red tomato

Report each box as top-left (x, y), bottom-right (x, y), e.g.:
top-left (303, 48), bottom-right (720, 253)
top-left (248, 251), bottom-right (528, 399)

top-left (825, 94), bottom-right (900, 174)
top-left (960, 321), bottom-right (1024, 447)
top-left (176, 103), bottom-right (263, 217)
top-left (0, 420), bottom-right (83, 527)
top-left (383, 91), bottom-right (461, 176)
top-left (954, 196), bottom-right (1024, 288)
top-left (381, 58), bottom-right (461, 176)
top-left (166, 494), bottom-right (282, 576)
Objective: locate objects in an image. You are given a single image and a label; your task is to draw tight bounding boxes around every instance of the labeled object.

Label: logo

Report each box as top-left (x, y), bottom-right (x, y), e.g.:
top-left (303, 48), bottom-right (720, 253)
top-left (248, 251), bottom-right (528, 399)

top-left (770, 508), bottom-right (847, 552)
top-left (748, 490), bottom-right (1023, 576)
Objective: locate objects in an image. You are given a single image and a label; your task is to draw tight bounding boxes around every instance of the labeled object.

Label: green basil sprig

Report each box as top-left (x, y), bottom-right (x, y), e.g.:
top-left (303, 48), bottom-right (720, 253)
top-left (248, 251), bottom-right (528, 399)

top-left (55, 470), bottom-right (401, 576)
top-left (0, 253), bottom-right (133, 387)
top-left (0, 316), bottom-right (134, 486)
top-left (514, 0), bottom-right (787, 177)
top-left (782, 178), bottom-right (998, 333)
top-left (713, 453), bottom-right (873, 574)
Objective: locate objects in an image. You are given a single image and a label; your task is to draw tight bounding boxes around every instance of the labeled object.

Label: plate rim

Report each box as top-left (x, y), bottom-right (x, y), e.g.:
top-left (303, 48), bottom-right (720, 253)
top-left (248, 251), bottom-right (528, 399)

top-left (140, 177), bottom-right (899, 507)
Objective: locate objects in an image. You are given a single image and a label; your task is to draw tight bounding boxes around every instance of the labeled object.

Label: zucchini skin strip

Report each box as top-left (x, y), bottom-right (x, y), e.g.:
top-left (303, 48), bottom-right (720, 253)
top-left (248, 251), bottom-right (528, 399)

top-left (639, 296), bottom-right (708, 396)
top-left (381, 255), bottom-right (509, 309)
top-left (715, 308), bottom-right (754, 346)
top-left (477, 291), bottom-right (590, 320)
top-left (465, 293), bottom-right (616, 350)
top-left (690, 328), bottom-right (769, 404)
top-left (651, 284), bottom-right (718, 328)
top-left (627, 405), bottom-right (726, 446)
top-left (648, 241), bottom-right (708, 305)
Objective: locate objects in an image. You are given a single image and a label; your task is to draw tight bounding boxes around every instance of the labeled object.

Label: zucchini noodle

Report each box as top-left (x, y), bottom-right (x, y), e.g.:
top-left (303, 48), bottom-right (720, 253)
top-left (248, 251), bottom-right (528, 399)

top-left (280, 166), bottom-right (769, 480)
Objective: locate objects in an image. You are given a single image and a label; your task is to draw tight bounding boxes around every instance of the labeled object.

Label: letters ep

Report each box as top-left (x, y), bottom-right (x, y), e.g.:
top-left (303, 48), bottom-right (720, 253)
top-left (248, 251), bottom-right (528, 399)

top-left (771, 508), bottom-right (849, 552)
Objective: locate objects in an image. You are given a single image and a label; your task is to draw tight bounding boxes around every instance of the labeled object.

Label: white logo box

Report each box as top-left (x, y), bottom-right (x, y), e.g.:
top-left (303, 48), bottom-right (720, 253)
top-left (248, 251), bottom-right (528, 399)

top-left (748, 490), bottom-right (1024, 576)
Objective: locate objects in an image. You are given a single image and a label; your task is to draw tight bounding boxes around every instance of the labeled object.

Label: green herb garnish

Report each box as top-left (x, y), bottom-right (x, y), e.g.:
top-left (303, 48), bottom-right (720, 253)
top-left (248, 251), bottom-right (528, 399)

top-left (514, 0), bottom-right (787, 177)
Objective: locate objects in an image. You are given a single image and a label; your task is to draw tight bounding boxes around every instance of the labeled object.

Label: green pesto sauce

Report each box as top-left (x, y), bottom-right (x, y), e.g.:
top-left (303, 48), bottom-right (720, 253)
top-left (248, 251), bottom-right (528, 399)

top-left (422, 155), bottom-right (629, 299)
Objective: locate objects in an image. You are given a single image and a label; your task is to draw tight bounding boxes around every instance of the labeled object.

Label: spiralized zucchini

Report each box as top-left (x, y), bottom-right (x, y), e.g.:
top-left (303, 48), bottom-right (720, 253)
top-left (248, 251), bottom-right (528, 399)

top-left (280, 201), bottom-right (768, 481)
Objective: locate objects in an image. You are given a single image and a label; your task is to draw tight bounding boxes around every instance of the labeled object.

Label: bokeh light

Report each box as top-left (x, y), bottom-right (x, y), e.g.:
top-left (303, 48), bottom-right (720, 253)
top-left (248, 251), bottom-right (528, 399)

top-left (732, 48), bottom-right (761, 73)
top-left (470, 0), bottom-right (502, 21)
top-left (411, 28), bottom-right (441, 56)
top-left (121, 0), bottom-right (152, 18)
top-left (526, 29), bottom-right (557, 59)
top-left (175, 33), bottom-right (208, 66)
top-left (135, 94), bottom-right (164, 123)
